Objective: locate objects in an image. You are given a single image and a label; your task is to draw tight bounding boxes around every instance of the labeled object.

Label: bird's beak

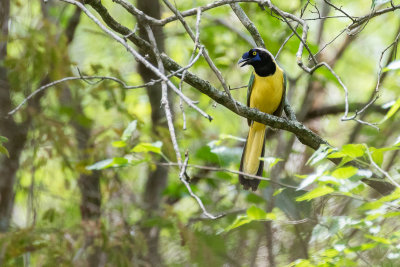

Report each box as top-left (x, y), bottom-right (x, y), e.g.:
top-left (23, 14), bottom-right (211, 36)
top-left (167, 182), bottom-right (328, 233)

top-left (238, 57), bottom-right (250, 67)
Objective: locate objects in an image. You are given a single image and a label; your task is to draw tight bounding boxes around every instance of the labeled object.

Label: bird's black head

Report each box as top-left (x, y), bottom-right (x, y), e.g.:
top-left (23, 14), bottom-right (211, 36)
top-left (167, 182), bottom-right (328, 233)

top-left (238, 48), bottom-right (276, 77)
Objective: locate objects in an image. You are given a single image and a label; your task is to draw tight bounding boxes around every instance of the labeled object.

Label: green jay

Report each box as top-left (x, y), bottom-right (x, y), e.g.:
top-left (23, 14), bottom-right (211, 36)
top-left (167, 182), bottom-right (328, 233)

top-left (238, 48), bottom-right (286, 191)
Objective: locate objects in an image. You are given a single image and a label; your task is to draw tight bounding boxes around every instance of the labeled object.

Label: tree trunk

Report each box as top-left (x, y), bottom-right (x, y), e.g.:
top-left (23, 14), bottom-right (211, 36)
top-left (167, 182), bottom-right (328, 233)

top-left (136, 0), bottom-right (170, 265)
top-left (0, 0), bottom-right (30, 232)
top-left (58, 9), bottom-right (103, 266)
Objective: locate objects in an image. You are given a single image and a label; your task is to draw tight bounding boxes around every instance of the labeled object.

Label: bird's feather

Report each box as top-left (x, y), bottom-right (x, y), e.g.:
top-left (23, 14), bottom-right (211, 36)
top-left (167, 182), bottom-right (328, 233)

top-left (239, 63), bottom-right (285, 191)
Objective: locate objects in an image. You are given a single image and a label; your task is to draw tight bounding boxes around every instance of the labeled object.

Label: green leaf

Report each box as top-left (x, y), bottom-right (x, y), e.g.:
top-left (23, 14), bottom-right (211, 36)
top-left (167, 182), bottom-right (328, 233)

top-left (364, 234), bottom-right (391, 245)
top-left (331, 166), bottom-right (358, 179)
top-left (329, 146), bottom-right (361, 158)
top-left (378, 187), bottom-right (400, 202)
top-left (42, 208), bottom-right (57, 223)
top-left (380, 97), bottom-right (400, 123)
top-left (0, 145), bottom-right (9, 158)
top-left (246, 205), bottom-right (267, 220)
top-left (195, 145), bottom-right (219, 164)
top-left (0, 136), bottom-right (8, 143)
top-left (360, 200), bottom-right (383, 211)
top-left (287, 259), bottom-right (315, 267)
top-left (297, 165), bottom-right (329, 190)
top-left (112, 157), bottom-right (129, 166)
top-left (371, 0), bottom-right (391, 9)
top-left (329, 144), bottom-right (365, 159)
top-left (225, 215), bottom-right (252, 232)
top-left (112, 140), bottom-right (127, 148)
top-left (260, 157), bottom-right (283, 169)
top-left (383, 211), bottom-right (400, 218)
top-left (219, 134), bottom-right (246, 142)
top-left (215, 171), bottom-right (233, 181)
top-left (337, 156), bottom-right (354, 167)
top-left (342, 144), bottom-right (366, 158)
top-left (370, 147), bottom-right (384, 166)
top-left (265, 212), bottom-right (277, 220)
top-left (225, 206), bottom-right (277, 232)
top-left (307, 145), bottom-right (333, 165)
top-left (346, 243), bottom-right (377, 253)
top-left (121, 120), bottom-right (137, 141)
top-left (273, 188), bottom-right (285, 196)
top-left (86, 157), bottom-right (130, 170)
top-left (246, 193), bottom-right (265, 204)
top-left (297, 173), bottom-right (320, 191)
top-left (322, 248), bottom-right (339, 258)
top-left (86, 159), bottom-right (114, 170)
top-left (296, 186), bottom-right (334, 202)
top-left (131, 141), bottom-right (163, 155)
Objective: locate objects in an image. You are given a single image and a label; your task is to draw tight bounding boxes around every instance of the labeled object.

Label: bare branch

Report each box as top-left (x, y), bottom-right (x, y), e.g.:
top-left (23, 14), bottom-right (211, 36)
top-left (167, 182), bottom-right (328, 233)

top-left (230, 3), bottom-right (265, 48)
top-left (323, 0), bottom-right (355, 22)
top-left (59, 0), bottom-right (213, 121)
top-left (145, 24), bottom-right (220, 219)
top-left (178, 8), bottom-right (202, 130)
top-left (275, 32), bottom-right (294, 58)
top-left (159, 162), bottom-right (299, 189)
top-left (305, 103), bottom-right (387, 121)
top-left (61, 0), bottom-right (398, 196)
top-left (262, 0), bottom-right (318, 66)
top-left (144, 24), bottom-right (181, 165)
top-left (7, 75), bottom-right (138, 116)
top-left (365, 145), bottom-right (400, 188)
top-left (162, 0), bottom-right (236, 109)
top-left (112, 0), bottom-right (395, 128)
top-left (348, 3), bottom-right (400, 31)
top-left (179, 152), bottom-right (222, 219)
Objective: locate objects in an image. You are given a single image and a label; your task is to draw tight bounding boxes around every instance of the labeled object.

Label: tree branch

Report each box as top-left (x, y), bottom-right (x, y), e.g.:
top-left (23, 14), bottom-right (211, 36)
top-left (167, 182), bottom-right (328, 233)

top-left (59, 0), bottom-right (398, 196)
top-left (230, 3), bottom-right (265, 48)
top-left (305, 103), bottom-right (387, 121)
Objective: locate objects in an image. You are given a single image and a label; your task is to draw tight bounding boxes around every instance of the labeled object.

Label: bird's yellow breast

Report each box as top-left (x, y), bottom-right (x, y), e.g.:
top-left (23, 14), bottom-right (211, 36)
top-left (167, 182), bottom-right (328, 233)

top-left (250, 66), bottom-right (284, 115)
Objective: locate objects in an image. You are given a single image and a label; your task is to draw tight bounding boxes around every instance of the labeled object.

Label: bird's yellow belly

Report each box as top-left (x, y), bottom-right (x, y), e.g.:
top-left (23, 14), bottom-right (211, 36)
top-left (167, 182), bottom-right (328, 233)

top-left (250, 72), bottom-right (283, 115)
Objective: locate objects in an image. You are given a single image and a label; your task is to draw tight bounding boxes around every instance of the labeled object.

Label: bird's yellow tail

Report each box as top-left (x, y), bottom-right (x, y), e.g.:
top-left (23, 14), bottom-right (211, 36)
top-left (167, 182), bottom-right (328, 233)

top-left (239, 122), bottom-right (266, 191)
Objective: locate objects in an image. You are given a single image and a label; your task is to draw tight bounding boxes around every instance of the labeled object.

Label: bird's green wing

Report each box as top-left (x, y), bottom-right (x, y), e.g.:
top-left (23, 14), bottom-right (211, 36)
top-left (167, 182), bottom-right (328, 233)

top-left (246, 72), bottom-right (255, 126)
top-left (273, 71), bottom-right (287, 117)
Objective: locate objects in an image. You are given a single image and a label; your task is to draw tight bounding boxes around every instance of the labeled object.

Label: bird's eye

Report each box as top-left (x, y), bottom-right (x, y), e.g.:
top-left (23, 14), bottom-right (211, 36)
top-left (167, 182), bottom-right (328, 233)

top-left (252, 51), bottom-right (257, 56)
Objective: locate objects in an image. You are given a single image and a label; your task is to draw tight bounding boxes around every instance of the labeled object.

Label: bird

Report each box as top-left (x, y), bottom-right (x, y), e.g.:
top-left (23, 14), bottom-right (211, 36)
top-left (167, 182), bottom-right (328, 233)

top-left (237, 48), bottom-right (286, 191)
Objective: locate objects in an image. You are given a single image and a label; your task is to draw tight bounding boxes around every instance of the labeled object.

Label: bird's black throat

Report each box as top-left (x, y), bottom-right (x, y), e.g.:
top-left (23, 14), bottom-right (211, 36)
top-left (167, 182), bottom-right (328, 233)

top-left (252, 60), bottom-right (276, 77)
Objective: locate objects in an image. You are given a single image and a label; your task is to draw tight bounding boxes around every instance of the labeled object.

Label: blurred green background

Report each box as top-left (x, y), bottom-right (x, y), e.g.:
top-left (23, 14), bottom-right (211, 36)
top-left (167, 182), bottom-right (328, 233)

top-left (0, 0), bottom-right (400, 266)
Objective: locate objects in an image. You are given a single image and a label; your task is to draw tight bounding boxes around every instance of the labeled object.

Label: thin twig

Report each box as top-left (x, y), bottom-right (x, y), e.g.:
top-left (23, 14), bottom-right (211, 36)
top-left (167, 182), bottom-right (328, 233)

top-left (348, 3), bottom-right (400, 31)
top-left (179, 152), bottom-right (222, 219)
top-left (323, 0), bottom-right (355, 22)
top-left (159, 162), bottom-right (299, 189)
top-left (365, 144), bottom-right (400, 188)
top-left (145, 25), bottom-right (219, 219)
top-left (275, 32), bottom-right (294, 58)
top-left (230, 3), bottom-right (265, 48)
top-left (230, 85), bottom-right (248, 91)
top-left (314, 28), bottom-right (347, 59)
top-left (144, 24), bottom-right (182, 165)
top-left (276, 0), bottom-right (309, 58)
top-left (178, 8), bottom-right (203, 130)
top-left (162, 0), bottom-right (237, 112)
top-left (59, 0), bottom-right (212, 121)
top-left (113, 0), bottom-right (392, 129)
top-left (8, 75), bottom-right (138, 115)
top-left (58, 0), bottom-right (400, 197)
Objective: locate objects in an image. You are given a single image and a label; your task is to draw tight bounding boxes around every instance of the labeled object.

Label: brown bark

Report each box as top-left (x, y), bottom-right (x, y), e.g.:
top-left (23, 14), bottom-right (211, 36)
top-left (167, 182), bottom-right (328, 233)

top-left (0, 2), bottom-right (84, 233)
top-left (0, 0), bottom-right (31, 232)
top-left (60, 87), bottom-right (101, 221)
top-left (59, 9), bottom-right (103, 266)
